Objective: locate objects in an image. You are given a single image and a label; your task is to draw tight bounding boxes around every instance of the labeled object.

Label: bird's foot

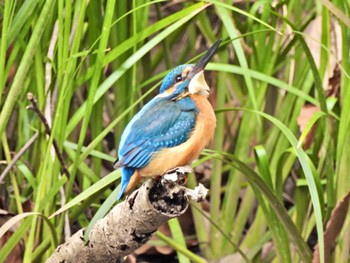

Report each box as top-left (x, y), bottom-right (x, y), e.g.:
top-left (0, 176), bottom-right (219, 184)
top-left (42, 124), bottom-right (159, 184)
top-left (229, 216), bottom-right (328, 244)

top-left (157, 166), bottom-right (208, 203)
top-left (162, 166), bottom-right (192, 186)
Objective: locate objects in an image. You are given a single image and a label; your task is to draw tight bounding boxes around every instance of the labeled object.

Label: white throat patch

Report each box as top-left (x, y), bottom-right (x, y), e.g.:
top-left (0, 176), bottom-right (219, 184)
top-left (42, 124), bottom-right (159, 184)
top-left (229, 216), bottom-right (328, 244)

top-left (188, 71), bottom-right (210, 97)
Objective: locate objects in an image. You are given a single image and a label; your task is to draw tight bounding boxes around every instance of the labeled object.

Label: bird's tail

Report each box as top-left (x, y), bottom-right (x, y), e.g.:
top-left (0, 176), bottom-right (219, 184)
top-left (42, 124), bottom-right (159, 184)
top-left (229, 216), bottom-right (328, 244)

top-left (117, 167), bottom-right (135, 200)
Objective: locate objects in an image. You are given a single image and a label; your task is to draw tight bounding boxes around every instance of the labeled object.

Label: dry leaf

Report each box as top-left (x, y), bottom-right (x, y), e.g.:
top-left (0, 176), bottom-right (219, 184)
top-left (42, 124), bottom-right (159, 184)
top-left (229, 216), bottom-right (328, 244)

top-left (0, 214), bottom-right (24, 263)
top-left (313, 191), bottom-right (350, 263)
top-left (304, 16), bottom-right (342, 91)
top-left (0, 225), bottom-right (24, 263)
top-left (297, 105), bottom-right (320, 149)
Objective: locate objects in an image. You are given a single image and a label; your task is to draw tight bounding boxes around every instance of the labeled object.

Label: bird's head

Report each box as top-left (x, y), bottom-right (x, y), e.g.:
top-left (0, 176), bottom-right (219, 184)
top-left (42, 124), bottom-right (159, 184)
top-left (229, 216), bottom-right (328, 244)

top-left (159, 40), bottom-right (221, 100)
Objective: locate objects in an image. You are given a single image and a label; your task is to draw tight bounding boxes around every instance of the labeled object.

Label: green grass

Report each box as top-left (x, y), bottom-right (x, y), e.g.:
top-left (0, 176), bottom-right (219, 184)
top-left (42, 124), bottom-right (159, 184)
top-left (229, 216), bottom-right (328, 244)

top-left (0, 1), bottom-right (350, 262)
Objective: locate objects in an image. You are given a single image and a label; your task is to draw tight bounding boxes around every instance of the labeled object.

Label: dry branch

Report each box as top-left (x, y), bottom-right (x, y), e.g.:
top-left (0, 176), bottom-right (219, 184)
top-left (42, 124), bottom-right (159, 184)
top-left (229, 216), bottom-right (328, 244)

top-left (26, 93), bottom-right (70, 177)
top-left (0, 132), bottom-right (38, 183)
top-left (46, 167), bottom-right (208, 263)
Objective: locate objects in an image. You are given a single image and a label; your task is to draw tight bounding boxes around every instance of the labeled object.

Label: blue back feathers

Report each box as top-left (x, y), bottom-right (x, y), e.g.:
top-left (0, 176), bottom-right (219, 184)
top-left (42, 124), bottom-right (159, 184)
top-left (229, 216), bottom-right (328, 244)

top-left (117, 97), bottom-right (197, 169)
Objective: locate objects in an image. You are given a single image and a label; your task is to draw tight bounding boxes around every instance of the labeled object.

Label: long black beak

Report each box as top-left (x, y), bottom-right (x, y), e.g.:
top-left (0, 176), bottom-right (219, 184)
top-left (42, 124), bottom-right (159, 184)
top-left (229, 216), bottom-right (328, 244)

top-left (188, 39), bottom-right (221, 79)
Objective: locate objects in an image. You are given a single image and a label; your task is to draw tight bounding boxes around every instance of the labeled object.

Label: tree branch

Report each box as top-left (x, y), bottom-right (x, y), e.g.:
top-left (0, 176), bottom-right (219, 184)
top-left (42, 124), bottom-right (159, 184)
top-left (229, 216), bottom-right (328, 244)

top-left (26, 93), bottom-right (70, 177)
top-left (46, 166), bottom-right (208, 263)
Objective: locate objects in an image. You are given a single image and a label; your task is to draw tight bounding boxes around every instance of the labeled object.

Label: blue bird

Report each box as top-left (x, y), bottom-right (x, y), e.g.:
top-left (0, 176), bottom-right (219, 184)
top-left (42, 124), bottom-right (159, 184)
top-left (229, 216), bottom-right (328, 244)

top-left (114, 40), bottom-right (221, 200)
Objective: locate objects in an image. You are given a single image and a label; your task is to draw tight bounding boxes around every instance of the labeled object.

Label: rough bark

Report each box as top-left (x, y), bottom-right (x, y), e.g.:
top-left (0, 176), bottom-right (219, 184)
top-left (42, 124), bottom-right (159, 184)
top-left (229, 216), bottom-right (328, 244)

top-left (46, 166), bottom-right (208, 263)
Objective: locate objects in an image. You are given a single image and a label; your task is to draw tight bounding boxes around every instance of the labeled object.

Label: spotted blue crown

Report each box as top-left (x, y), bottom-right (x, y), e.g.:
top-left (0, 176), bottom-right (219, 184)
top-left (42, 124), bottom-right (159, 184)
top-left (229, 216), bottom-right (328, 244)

top-left (159, 64), bottom-right (193, 93)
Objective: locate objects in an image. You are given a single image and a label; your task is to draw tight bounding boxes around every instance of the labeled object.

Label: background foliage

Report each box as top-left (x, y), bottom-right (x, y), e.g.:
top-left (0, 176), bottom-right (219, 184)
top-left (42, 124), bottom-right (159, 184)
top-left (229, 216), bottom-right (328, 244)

top-left (0, 0), bottom-right (349, 262)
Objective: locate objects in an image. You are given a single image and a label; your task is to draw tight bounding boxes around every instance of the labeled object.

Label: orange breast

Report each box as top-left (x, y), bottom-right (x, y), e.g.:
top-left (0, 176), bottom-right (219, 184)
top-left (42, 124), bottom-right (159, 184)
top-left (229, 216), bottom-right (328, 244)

top-left (139, 94), bottom-right (216, 177)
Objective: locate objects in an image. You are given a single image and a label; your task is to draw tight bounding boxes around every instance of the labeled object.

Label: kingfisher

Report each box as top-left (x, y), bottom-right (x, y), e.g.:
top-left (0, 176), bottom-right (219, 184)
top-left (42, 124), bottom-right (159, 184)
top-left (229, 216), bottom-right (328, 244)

top-left (114, 40), bottom-right (221, 200)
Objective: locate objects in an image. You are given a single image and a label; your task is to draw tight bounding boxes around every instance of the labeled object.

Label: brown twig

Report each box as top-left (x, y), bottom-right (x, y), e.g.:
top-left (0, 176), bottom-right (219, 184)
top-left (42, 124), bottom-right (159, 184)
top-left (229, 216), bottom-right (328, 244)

top-left (0, 132), bottom-right (39, 183)
top-left (26, 93), bottom-right (70, 177)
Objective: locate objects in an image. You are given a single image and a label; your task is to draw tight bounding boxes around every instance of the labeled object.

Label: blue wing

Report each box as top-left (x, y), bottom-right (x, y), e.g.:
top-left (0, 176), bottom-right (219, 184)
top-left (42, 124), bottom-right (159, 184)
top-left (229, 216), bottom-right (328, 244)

top-left (115, 97), bottom-right (198, 169)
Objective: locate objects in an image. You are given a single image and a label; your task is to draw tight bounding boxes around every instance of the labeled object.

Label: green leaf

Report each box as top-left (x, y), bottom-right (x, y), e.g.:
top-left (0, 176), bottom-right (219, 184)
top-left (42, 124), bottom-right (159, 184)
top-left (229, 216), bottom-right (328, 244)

top-left (216, 107), bottom-right (324, 262)
top-left (168, 218), bottom-right (191, 263)
top-left (156, 231), bottom-right (207, 263)
top-left (0, 212), bottom-right (57, 257)
top-left (49, 171), bottom-right (120, 218)
top-left (0, 0), bottom-right (56, 139)
top-left (83, 186), bottom-right (120, 242)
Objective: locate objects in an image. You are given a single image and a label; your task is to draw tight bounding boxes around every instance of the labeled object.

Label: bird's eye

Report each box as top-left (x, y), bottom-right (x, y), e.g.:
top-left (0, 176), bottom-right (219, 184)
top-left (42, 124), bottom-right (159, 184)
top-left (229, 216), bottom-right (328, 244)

top-left (174, 74), bottom-right (182, 83)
